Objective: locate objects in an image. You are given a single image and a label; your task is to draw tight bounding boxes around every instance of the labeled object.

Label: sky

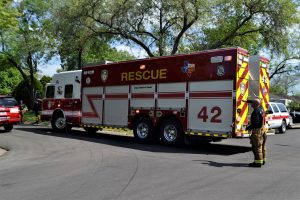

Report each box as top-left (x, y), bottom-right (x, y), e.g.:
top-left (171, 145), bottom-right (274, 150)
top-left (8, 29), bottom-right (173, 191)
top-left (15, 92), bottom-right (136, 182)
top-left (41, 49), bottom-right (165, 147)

top-left (40, 45), bottom-right (147, 77)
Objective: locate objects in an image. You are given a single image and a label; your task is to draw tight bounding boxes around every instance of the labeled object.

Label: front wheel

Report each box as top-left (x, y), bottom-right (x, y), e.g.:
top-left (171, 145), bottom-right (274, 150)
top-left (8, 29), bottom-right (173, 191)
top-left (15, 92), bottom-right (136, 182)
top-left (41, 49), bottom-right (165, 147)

top-left (4, 124), bottom-right (13, 132)
top-left (133, 117), bottom-right (155, 143)
top-left (278, 120), bottom-right (287, 134)
top-left (52, 114), bottom-right (68, 132)
top-left (159, 118), bottom-right (183, 146)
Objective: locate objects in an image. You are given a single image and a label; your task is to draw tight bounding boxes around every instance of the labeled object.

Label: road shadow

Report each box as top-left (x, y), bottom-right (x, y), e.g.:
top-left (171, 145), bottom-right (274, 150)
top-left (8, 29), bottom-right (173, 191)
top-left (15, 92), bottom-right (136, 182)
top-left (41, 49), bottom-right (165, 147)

top-left (194, 160), bottom-right (249, 168)
top-left (15, 126), bottom-right (251, 156)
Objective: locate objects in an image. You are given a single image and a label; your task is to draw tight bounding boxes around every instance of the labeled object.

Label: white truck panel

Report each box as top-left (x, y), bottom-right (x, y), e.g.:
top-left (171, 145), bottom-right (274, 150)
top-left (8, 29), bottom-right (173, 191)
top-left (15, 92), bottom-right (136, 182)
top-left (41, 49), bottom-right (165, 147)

top-left (48, 70), bottom-right (82, 99)
top-left (189, 80), bottom-right (233, 92)
top-left (104, 100), bottom-right (128, 126)
top-left (81, 87), bottom-right (103, 124)
top-left (188, 80), bottom-right (233, 132)
top-left (104, 85), bottom-right (129, 126)
top-left (157, 82), bottom-right (186, 108)
top-left (131, 84), bottom-right (155, 108)
top-left (105, 85), bottom-right (129, 94)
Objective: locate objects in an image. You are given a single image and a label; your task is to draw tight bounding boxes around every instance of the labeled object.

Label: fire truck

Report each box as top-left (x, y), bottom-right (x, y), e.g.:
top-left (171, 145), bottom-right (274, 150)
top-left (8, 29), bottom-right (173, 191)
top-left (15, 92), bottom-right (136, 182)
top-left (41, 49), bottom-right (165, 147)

top-left (42, 47), bottom-right (270, 145)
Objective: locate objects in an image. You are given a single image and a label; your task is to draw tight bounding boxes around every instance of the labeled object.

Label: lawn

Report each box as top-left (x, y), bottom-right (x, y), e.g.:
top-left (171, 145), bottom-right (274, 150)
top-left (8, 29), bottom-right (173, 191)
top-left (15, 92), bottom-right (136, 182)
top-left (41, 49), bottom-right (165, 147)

top-left (23, 111), bottom-right (36, 124)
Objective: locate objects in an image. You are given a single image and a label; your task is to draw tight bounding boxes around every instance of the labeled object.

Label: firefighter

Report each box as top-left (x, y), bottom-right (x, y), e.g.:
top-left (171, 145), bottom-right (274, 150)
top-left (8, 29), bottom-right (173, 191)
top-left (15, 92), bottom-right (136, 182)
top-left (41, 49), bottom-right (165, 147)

top-left (246, 98), bottom-right (266, 167)
top-left (33, 99), bottom-right (41, 124)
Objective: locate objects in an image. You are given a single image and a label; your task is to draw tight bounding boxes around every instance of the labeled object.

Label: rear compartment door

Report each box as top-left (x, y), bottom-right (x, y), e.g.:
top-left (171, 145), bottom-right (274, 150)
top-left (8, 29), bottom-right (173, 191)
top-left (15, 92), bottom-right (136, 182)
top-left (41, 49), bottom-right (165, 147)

top-left (188, 80), bottom-right (233, 133)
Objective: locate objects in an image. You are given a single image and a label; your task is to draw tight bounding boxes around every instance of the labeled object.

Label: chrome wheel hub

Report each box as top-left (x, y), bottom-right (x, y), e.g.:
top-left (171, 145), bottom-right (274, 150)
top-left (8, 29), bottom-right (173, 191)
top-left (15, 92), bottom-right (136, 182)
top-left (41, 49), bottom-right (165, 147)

top-left (163, 125), bottom-right (177, 142)
top-left (55, 117), bottom-right (66, 130)
top-left (136, 123), bottom-right (149, 139)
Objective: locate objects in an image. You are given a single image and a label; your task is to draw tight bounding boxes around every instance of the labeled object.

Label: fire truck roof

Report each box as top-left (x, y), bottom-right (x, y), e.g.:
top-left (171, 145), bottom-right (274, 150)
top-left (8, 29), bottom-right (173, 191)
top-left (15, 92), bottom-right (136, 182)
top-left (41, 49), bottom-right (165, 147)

top-left (83, 47), bottom-right (248, 69)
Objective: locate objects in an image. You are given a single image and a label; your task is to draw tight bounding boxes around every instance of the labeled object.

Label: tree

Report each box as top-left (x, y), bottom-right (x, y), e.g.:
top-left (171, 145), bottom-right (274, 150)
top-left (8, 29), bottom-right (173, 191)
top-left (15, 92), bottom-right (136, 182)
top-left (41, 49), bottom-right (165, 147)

top-left (195, 0), bottom-right (298, 53)
top-left (51, 1), bottom-right (135, 71)
top-left (270, 75), bottom-right (299, 95)
top-left (62, 0), bottom-right (299, 59)
top-left (0, 0), bottom-right (18, 30)
top-left (0, 0), bottom-right (53, 107)
top-left (269, 25), bottom-right (300, 79)
top-left (40, 75), bottom-right (52, 90)
top-left (0, 68), bottom-right (22, 95)
top-left (62, 0), bottom-right (210, 57)
top-left (13, 78), bottom-right (44, 108)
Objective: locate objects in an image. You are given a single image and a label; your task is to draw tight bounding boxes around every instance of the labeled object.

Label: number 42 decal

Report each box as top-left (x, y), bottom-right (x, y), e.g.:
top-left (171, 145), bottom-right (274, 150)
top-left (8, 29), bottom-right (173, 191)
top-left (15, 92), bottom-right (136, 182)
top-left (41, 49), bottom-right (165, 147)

top-left (198, 106), bottom-right (222, 123)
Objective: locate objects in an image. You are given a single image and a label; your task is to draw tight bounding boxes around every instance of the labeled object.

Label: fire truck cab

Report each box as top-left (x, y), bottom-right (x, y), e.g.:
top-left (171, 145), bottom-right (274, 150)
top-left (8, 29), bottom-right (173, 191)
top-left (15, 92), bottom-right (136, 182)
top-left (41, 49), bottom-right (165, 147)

top-left (42, 70), bottom-right (81, 131)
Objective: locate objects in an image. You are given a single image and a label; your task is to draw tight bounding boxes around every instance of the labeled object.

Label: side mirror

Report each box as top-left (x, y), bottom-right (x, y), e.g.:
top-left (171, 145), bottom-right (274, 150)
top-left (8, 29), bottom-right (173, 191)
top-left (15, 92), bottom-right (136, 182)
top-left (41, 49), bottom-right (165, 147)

top-left (266, 110), bottom-right (273, 115)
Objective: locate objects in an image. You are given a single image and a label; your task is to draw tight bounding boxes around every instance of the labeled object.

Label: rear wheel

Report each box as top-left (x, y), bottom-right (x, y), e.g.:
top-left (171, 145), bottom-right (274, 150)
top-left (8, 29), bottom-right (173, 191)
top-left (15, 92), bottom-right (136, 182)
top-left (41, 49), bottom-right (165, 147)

top-left (133, 117), bottom-right (155, 143)
top-left (4, 124), bottom-right (13, 132)
top-left (159, 118), bottom-right (183, 146)
top-left (278, 120), bottom-right (287, 134)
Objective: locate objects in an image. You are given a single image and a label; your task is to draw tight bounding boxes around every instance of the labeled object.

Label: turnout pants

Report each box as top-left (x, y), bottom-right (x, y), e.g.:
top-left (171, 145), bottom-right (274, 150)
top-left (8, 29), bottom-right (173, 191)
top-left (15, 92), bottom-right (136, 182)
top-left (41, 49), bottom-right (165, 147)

top-left (250, 128), bottom-right (267, 164)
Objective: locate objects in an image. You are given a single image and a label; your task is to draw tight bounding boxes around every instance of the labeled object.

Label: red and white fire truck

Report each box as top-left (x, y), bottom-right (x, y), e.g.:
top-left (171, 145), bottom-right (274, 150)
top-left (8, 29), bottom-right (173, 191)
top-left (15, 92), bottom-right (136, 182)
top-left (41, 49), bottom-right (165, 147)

top-left (42, 47), bottom-right (270, 144)
top-left (41, 70), bottom-right (81, 132)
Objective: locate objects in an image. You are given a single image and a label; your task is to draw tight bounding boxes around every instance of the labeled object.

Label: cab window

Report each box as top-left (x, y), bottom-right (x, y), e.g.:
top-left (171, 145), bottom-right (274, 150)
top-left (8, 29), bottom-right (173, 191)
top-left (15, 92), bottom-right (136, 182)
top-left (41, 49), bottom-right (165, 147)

top-left (271, 104), bottom-right (280, 113)
top-left (267, 104), bottom-right (273, 113)
top-left (277, 103), bottom-right (288, 112)
top-left (65, 84), bottom-right (73, 98)
top-left (46, 86), bottom-right (55, 98)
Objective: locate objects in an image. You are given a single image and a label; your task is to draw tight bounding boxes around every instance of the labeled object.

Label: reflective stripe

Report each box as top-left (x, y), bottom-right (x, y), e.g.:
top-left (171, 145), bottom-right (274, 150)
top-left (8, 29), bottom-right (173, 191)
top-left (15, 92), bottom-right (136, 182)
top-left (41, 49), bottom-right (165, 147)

top-left (254, 160), bottom-right (263, 164)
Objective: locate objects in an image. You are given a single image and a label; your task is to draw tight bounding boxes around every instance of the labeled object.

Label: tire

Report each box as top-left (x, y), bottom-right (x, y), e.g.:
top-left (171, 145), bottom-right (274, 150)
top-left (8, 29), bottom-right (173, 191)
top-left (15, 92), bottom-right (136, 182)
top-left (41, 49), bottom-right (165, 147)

top-left (51, 113), bottom-right (68, 132)
top-left (133, 117), bottom-right (155, 143)
top-left (159, 118), bottom-right (183, 146)
top-left (84, 127), bottom-right (99, 134)
top-left (4, 124), bottom-right (13, 132)
top-left (278, 120), bottom-right (287, 134)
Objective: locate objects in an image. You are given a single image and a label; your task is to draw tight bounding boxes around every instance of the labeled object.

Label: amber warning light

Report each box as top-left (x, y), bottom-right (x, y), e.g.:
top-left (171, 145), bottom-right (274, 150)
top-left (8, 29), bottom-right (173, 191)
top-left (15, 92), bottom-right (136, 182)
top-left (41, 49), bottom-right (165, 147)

top-left (140, 65), bottom-right (145, 70)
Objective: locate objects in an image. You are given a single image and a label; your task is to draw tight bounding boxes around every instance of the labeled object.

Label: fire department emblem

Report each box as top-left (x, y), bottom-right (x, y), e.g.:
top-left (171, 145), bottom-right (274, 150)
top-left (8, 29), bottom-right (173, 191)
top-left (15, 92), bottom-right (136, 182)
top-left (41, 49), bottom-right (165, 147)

top-left (181, 60), bottom-right (195, 78)
top-left (86, 77), bottom-right (91, 85)
top-left (217, 65), bottom-right (225, 76)
top-left (101, 70), bottom-right (108, 82)
top-left (57, 86), bottom-right (63, 95)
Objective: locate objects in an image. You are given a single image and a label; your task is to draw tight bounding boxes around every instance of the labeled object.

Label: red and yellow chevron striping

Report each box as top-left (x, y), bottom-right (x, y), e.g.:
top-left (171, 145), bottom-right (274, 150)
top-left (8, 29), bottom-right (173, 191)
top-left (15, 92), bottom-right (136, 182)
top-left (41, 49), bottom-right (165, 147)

top-left (235, 56), bottom-right (250, 137)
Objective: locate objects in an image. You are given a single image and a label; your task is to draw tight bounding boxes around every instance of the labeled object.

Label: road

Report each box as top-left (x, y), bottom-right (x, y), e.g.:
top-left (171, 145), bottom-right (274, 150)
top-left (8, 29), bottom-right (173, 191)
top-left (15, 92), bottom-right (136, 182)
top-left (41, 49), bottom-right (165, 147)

top-left (0, 126), bottom-right (300, 200)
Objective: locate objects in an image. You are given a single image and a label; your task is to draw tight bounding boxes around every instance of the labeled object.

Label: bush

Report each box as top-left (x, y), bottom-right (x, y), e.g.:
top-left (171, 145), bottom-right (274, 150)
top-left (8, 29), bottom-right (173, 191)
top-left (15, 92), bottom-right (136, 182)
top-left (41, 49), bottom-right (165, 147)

top-left (12, 78), bottom-right (44, 109)
top-left (288, 101), bottom-right (300, 111)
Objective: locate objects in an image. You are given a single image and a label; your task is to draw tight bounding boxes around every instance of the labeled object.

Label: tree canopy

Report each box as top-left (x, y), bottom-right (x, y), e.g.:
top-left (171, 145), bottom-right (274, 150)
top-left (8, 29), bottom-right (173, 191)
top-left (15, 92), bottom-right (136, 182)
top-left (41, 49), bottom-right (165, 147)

top-left (0, 0), bottom-right (299, 98)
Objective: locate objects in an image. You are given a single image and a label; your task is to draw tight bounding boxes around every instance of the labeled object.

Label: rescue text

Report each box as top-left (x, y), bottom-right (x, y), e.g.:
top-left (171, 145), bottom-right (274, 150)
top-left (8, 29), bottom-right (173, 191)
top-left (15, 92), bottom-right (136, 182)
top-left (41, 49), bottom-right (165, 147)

top-left (121, 69), bottom-right (167, 81)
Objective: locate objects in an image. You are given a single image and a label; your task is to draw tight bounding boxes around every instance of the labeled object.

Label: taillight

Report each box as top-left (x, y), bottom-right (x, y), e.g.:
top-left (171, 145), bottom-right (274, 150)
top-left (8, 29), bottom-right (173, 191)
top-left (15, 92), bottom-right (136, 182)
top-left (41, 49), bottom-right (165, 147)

top-left (10, 107), bottom-right (20, 113)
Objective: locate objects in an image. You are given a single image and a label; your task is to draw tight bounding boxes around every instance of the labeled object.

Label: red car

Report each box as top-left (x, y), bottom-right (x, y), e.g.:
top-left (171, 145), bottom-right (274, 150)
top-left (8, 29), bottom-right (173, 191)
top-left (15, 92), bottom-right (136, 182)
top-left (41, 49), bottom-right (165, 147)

top-left (0, 96), bottom-right (21, 132)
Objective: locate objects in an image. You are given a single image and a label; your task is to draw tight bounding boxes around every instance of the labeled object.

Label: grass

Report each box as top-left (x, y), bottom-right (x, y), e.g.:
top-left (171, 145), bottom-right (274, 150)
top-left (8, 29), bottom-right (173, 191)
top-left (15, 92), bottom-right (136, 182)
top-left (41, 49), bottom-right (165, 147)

top-left (22, 111), bottom-right (50, 126)
top-left (23, 111), bottom-right (36, 124)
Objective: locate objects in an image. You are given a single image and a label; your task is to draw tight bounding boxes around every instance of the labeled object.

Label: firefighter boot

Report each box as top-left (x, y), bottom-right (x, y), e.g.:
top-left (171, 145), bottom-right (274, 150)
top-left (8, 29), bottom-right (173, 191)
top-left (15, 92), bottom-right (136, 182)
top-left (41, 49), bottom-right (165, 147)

top-left (248, 162), bottom-right (262, 168)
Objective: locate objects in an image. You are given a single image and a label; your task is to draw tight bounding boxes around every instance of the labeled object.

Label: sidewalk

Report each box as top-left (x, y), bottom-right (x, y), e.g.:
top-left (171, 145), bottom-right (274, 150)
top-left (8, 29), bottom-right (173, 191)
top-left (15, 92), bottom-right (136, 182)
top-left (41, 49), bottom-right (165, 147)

top-left (0, 148), bottom-right (7, 157)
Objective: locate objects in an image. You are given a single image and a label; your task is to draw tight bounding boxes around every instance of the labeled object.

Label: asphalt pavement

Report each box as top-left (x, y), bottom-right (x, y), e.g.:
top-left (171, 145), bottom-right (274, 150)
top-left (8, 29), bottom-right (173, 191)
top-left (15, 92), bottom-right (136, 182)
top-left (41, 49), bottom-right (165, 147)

top-left (0, 125), bottom-right (300, 200)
